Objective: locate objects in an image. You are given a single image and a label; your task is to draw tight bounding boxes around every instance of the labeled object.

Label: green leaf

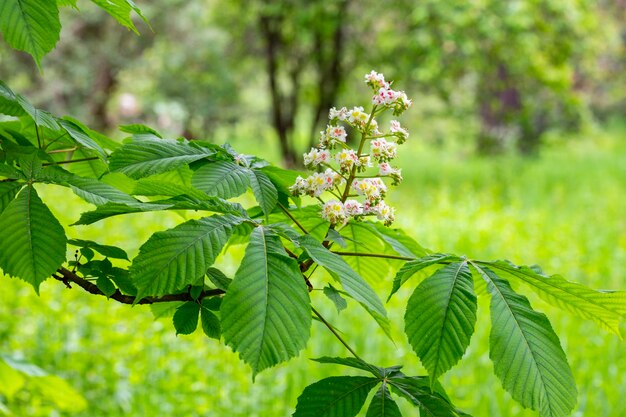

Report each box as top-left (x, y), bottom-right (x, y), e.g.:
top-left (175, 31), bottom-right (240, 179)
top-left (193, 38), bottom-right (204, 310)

top-left (63, 148), bottom-right (107, 178)
top-left (0, 0), bottom-right (60, 67)
top-left (248, 169), bottom-right (278, 217)
top-left (200, 299), bottom-right (221, 339)
top-left (16, 95), bottom-right (60, 130)
top-left (133, 179), bottom-right (207, 199)
top-left (130, 214), bottom-right (245, 299)
top-left (0, 81), bottom-right (26, 117)
top-left (62, 116), bottom-right (120, 151)
top-left (473, 264), bottom-right (577, 417)
top-left (57, 0), bottom-right (78, 8)
top-left (323, 284), bottom-right (347, 312)
top-left (297, 235), bottom-right (391, 338)
top-left (191, 161), bottom-right (250, 199)
top-left (0, 182), bottom-right (23, 214)
top-left (149, 301), bottom-right (182, 319)
top-left (292, 376), bottom-right (379, 417)
top-left (404, 262), bottom-right (477, 383)
top-left (388, 376), bottom-right (461, 417)
top-left (339, 222), bottom-right (397, 284)
top-left (221, 227), bottom-right (311, 376)
top-left (311, 357), bottom-right (382, 377)
top-left (67, 239), bottom-right (129, 260)
top-left (0, 185), bottom-right (66, 290)
top-left (96, 276), bottom-right (117, 297)
top-left (478, 260), bottom-right (626, 335)
top-left (65, 175), bottom-right (138, 206)
top-left (260, 165), bottom-right (303, 206)
top-left (119, 124), bottom-right (162, 137)
top-left (365, 383), bottom-right (402, 417)
top-left (72, 201), bottom-right (174, 225)
top-left (389, 254), bottom-right (461, 300)
top-left (109, 137), bottom-right (215, 179)
top-left (173, 302), bottom-right (200, 335)
top-left (90, 0), bottom-right (147, 34)
top-left (57, 119), bottom-right (107, 160)
top-left (205, 267), bottom-right (231, 290)
top-left (366, 222), bottom-right (429, 258)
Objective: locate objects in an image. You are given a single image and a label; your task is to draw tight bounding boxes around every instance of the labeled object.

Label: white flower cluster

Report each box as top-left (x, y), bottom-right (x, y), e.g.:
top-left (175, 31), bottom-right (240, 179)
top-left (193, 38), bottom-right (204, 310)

top-left (321, 199), bottom-right (396, 226)
top-left (290, 71), bottom-right (411, 227)
top-left (365, 70), bottom-right (413, 116)
top-left (290, 168), bottom-right (344, 197)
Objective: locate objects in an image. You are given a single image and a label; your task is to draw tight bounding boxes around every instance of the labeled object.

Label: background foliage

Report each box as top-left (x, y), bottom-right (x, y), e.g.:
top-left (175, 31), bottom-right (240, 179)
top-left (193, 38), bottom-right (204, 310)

top-left (1, 0), bottom-right (625, 416)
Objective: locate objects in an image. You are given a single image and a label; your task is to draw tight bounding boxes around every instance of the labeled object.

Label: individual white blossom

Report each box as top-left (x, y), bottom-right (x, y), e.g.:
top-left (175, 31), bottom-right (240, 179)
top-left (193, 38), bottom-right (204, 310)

top-left (348, 106), bottom-right (369, 129)
top-left (329, 106), bottom-right (348, 122)
top-left (303, 148), bottom-right (331, 168)
top-left (343, 199), bottom-right (363, 217)
top-left (321, 200), bottom-right (347, 225)
top-left (352, 178), bottom-right (387, 202)
top-left (378, 162), bottom-right (403, 185)
top-left (390, 120), bottom-right (409, 143)
top-left (370, 138), bottom-right (397, 162)
top-left (364, 70), bottom-right (390, 90)
top-left (392, 91), bottom-right (412, 116)
top-left (290, 168), bottom-right (343, 197)
top-left (373, 200), bottom-right (395, 226)
top-left (335, 149), bottom-right (359, 173)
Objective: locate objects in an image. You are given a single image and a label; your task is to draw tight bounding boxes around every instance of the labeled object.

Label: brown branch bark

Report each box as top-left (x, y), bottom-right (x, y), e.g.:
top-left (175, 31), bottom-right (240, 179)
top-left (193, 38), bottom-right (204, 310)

top-left (55, 267), bottom-right (224, 305)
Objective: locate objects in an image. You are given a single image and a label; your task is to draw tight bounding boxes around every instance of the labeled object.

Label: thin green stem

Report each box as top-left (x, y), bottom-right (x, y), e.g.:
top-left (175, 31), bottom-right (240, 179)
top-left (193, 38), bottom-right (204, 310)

top-left (277, 202), bottom-right (308, 234)
top-left (47, 147), bottom-right (78, 154)
top-left (43, 132), bottom-right (69, 150)
top-left (312, 306), bottom-right (362, 360)
top-left (332, 251), bottom-right (415, 261)
top-left (43, 157), bottom-right (99, 166)
top-left (35, 125), bottom-right (42, 149)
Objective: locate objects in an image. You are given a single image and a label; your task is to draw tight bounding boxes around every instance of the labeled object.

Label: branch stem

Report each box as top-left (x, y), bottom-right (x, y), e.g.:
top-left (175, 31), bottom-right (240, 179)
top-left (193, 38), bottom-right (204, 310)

top-left (43, 157), bottom-right (99, 166)
top-left (55, 267), bottom-right (224, 305)
top-left (278, 202), bottom-right (309, 234)
top-left (331, 251), bottom-right (415, 261)
top-left (312, 306), bottom-right (362, 360)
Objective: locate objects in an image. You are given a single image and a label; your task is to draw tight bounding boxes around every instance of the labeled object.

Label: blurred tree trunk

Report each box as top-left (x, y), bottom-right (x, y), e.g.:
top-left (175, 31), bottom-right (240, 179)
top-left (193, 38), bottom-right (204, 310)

top-left (477, 64), bottom-right (521, 154)
top-left (258, 0), bottom-right (350, 167)
top-left (308, 0), bottom-right (349, 149)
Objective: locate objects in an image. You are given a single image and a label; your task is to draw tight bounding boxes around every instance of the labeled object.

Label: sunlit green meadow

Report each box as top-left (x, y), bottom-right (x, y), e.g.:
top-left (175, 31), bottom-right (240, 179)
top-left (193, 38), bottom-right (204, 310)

top-left (1, 126), bottom-right (625, 416)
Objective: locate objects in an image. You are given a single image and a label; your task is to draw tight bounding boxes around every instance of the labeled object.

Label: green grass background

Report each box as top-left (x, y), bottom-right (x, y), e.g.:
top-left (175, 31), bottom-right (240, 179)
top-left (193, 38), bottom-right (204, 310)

top-left (1, 126), bottom-right (625, 416)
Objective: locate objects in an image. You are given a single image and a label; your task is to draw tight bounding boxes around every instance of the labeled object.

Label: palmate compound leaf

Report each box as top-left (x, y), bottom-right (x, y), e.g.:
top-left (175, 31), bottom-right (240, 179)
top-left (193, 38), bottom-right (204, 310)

top-left (0, 185), bottom-right (66, 291)
top-left (389, 254), bottom-right (463, 300)
top-left (404, 262), bottom-right (477, 383)
top-left (191, 161), bottom-right (250, 199)
top-left (292, 376), bottom-right (379, 417)
top-left (129, 214), bottom-right (247, 299)
top-left (477, 260), bottom-right (626, 336)
top-left (365, 382), bottom-right (402, 417)
top-left (296, 234), bottom-right (392, 339)
top-left (109, 137), bottom-right (215, 179)
top-left (0, 0), bottom-right (61, 67)
top-left (221, 227), bottom-right (311, 377)
top-left (472, 263), bottom-right (577, 417)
